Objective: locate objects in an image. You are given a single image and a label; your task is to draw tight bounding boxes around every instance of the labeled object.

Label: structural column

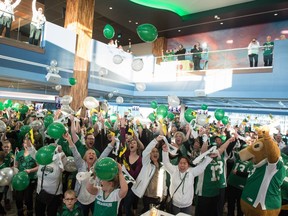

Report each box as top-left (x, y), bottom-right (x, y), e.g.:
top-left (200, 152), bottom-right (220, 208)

top-left (152, 37), bottom-right (167, 64)
top-left (60, 0), bottom-right (95, 114)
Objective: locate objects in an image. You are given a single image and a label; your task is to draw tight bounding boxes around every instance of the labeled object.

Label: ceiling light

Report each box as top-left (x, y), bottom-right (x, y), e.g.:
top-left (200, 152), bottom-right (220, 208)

top-left (220, 22), bottom-right (223, 25)
top-left (178, 29), bottom-right (181, 32)
top-left (128, 38), bottom-right (131, 41)
top-left (129, 20), bottom-right (132, 23)
top-left (109, 7), bottom-right (113, 10)
top-left (274, 13), bottom-right (278, 16)
top-left (135, 22), bottom-right (138, 24)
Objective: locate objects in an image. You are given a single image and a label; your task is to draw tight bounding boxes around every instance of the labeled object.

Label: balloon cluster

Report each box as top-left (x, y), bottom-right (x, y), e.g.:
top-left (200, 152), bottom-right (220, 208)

top-left (214, 109), bottom-right (229, 125)
top-left (46, 59), bottom-right (59, 74)
top-left (103, 23), bottom-right (158, 43)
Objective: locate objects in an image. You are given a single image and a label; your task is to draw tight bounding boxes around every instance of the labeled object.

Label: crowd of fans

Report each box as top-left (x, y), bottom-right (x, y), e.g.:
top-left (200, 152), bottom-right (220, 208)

top-left (0, 105), bottom-right (287, 216)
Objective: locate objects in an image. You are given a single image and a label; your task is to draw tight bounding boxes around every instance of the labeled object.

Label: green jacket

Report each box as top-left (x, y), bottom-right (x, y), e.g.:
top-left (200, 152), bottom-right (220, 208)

top-left (57, 203), bottom-right (84, 216)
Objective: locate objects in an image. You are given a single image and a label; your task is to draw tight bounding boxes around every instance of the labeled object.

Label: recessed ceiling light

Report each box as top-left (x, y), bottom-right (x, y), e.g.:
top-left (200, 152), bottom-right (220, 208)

top-left (220, 22), bottom-right (223, 25)
top-left (129, 20), bottom-right (132, 23)
top-left (274, 13), bottom-right (278, 16)
top-left (178, 29), bottom-right (181, 32)
top-left (109, 7), bottom-right (113, 10)
top-left (135, 22), bottom-right (138, 24)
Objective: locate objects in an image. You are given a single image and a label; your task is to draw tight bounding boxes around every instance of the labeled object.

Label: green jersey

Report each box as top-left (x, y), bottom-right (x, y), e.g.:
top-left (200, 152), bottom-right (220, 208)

top-left (16, 150), bottom-right (37, 179)
top-left (228, 153), bottom-right (253, 190)
top-left (281, 153), bottom-right (288, 201)
top-left (263, 41), bottom-right (274, 55)
top-left (241, 158), bottom-right (285, 210)
top-left (93, 188), bottom-right (121, 216)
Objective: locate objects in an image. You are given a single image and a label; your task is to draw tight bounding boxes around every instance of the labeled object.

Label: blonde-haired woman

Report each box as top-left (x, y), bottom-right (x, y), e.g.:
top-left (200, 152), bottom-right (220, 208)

top-left (63, 132), bottom-right (115, 216)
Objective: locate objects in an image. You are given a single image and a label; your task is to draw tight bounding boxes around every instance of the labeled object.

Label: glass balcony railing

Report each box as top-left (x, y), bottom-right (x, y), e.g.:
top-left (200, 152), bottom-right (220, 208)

top-left (0, 9), bottom-right (44, 47)
top-left (154, 46), bottom-right (272, 74)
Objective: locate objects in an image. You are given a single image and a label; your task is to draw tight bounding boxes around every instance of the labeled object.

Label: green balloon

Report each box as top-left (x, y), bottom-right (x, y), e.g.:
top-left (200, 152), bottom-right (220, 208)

top-left (167, 112), bottom-right (175, 120)
top-left (201, 104), bottom-right (208, 110)
top-left (35, 145), bottom-right (57, 165)
top-left (148, 113), bottom-right (156, 122)
top-left (95, 157), bottom-right (118, 181)
top-left (103, 24), bottom-right (115, 39)
top-left (12, 171), bottom-right (29, 191)
top-left (221, 116), bottom-right (229, 125)
top-left (47, 122), bottom-right (66, 139)
top-left (0, 102), bottom-right (4, 111)
top-left (184, 108), bottom-right (196, 123)
top-left (156, 105), bottom-right (168, 119)
top-left (214, 109), bottom-right (225, 121)
top-left (150, 100), bottom-right (158, 109)
top-left (11, 102), bottom-right (20, 111)
top-left (69, 77), bottom-right (77, 86)
top-left (92, 115), bottom-right (98, 125)
top-left (44, 116), bottom-right (54, 128)
top-left (19, 104), bottom-right (29, 114)
top-left (137, 23), bottom-right (158, 42)
top-left (20, 125), bottom-right (31, 136)
top-left (110, 114), bottom-right (117, 124)
top-left (3, 99), bottom-right (12, 108)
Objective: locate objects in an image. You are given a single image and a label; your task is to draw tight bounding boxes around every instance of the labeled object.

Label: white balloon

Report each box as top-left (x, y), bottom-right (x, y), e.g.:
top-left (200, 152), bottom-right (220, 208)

top-left (0, 120), bottom-right (6, 133)
top-left (99, 67), bottom-right (108, 76)
top-left (197, 114), bottom-right (207, 126)
top-left (61, 105), bottom-right (74, 115)
top-left (64, 156), bottom-right (77, 172)
top-left (168, 95), bottom-right (180, 107)
top-left (132, 58), bottom-right (144, 71)
top-left (116, 96), bottom-right (124, 104)
top-left (55, 85), bottom-right (62, 91)
top-left (83, 96), bottom-right (99, 110)
top-left (46, 66), bottom-right (52, 72)
top-left (29, 120), bottom-right (43, 130)
top-left (113, 55), bottom-right (123, 64)
top-left (135, 83), bottom-right (146, 91)
top-left (108, 92), bottom-right (113, 98)
top-left (61, 95), bottom-right (73, 105)
top-left (50, 59), bottom-right (58, 67)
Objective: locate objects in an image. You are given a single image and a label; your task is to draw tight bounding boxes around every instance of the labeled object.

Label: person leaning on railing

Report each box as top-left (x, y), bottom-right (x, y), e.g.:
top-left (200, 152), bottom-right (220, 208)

top-left (29, 0), bottom-right (46, 46)
top-left (0, 0), bottom-right (21, 38)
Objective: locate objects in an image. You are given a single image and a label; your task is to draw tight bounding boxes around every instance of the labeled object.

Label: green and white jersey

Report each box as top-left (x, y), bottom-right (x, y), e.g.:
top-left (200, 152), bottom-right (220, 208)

top-left (93, 188), bottom-right (121, 216)
top-left (241, 158), bottom-right (285, 210)
top-left (195, 157), bottom-right (223, 197)
top-left (228, 153), bottom-right (253, 190)
top-left (217, 152), bottom-right (229, 189)
top-left (281, 153), bottom-right (288, 201)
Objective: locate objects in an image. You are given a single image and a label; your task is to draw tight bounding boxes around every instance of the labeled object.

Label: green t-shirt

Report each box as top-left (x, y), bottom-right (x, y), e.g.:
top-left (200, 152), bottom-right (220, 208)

top-left (93, 188), bottom-right (121, 216)
top-left (16, 150), bottom-right (37, 179)
top-left (75, 140), bottom-right (100, 158)
top-left (241, 158), bottom-right (285, 210)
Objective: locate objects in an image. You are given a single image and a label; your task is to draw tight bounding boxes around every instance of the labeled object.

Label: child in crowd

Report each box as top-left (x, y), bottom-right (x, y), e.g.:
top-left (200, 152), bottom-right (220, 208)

top-left (57, 190), bottom-right (83, 216)
top-left (86, 163), bottom-right (128, 216)
top-left (1, 140), bottom-right (13, 211)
